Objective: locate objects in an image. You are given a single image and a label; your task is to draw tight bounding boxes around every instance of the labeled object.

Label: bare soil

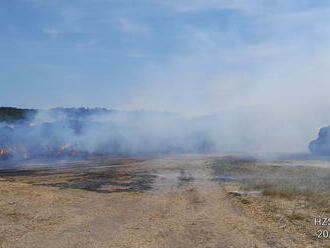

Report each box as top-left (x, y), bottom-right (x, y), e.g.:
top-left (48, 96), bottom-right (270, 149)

top-left (0, 154), bottom-right (329, 248)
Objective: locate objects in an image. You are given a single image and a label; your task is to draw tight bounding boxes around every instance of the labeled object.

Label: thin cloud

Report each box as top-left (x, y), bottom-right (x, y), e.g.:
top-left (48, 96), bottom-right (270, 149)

top-left (42, 28), bottom-right (59, 39)
top-left (75, 40), bottom-right (97, 50)
top-left (117, 18), bottom-right (150, 35)
top-left (154, 0), bottom-right (262, 13)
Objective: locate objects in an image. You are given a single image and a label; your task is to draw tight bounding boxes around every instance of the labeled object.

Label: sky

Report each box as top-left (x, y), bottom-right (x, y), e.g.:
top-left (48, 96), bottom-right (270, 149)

top-left (1, 0), bottom-right (330, 115)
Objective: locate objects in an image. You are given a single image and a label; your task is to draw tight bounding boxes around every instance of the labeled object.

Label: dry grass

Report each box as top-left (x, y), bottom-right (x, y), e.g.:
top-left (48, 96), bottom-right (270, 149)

top-left (2, 154), bottom-right (330, 247)
top-left (211, 156), bottom-right (330, 247)
top-left (0, 155), bottom-right (274, 248)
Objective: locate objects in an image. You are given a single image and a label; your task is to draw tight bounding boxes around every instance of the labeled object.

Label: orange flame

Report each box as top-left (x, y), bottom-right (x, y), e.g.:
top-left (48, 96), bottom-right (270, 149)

top-left (0, 147), bottom-right (12, 157)
top-left (61, 143), bottom-right (71, 150)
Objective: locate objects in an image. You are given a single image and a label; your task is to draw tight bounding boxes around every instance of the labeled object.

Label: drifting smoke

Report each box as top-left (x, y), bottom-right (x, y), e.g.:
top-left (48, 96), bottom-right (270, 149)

top-left (0, 108), bottom-right (217, 160)
top-left (4, 1), bottom-right (330, 159)
top-left (1, 105), bottom-right (329, 161)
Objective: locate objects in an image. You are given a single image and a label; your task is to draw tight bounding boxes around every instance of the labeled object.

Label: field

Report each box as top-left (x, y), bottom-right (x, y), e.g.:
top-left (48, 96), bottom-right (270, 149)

top-left (1, 154), bottom-right (330, 248)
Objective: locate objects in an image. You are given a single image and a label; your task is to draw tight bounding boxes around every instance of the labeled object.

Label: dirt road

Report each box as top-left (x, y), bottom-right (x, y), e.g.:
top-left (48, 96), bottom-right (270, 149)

top-left (0, 155), bottom-right (317, 247)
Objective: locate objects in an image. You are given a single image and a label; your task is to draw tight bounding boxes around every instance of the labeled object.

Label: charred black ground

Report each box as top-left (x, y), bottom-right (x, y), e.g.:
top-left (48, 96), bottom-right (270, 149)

top-left (0, 157), bottom-right (155, 193)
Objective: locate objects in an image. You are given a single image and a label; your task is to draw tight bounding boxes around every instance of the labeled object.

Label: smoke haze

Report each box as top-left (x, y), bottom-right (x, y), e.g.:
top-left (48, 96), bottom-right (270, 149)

top-left (2, 1), bottom-right (330, 154)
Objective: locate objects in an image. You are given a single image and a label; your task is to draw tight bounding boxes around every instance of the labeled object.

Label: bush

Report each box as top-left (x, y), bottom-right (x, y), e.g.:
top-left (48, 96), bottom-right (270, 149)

top-left (0, 107), bottom-right (36, 122)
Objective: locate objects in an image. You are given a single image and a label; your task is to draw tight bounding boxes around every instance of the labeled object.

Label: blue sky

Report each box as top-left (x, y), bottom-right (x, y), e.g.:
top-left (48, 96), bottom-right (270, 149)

top-left (2, 0), bottom-right (330, 116)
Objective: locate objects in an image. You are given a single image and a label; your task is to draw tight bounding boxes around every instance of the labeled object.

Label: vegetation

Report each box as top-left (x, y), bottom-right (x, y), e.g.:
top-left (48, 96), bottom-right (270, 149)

top-left (0, 107), bottom-right (36, 122)
top-left (0, 107), bottom-right (114, 122)
top-left (50, 107), bottom-right (113, 120)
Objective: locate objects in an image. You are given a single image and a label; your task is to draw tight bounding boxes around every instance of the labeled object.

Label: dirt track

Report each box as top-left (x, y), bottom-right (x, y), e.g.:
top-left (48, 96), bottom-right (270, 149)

top-left (0, 155), bottom-right (323, 247)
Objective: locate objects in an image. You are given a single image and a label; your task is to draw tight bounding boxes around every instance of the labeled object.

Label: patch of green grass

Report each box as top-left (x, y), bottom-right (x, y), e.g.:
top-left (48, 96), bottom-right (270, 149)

top-left (240, 183), bottom-right (301, 200)
top-left (262, 188), bottom-right (300, 199)
top-left (287, 213), bottom-right (304, 221)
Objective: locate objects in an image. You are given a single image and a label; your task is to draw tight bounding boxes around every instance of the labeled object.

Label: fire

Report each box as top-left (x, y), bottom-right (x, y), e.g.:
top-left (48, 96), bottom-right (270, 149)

top-left (0, 147), bottom-right (12, 157)
top-left (61, 143), bottom-right (71, 150)
top-left (0, 142), bottom-right (79, 160)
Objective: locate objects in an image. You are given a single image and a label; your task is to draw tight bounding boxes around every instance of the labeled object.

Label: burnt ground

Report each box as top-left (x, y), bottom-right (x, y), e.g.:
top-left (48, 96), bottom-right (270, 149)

top-left (0, 157), bottom-right (156, 194)
top-left (1, 154), bottom-right (330, 247)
